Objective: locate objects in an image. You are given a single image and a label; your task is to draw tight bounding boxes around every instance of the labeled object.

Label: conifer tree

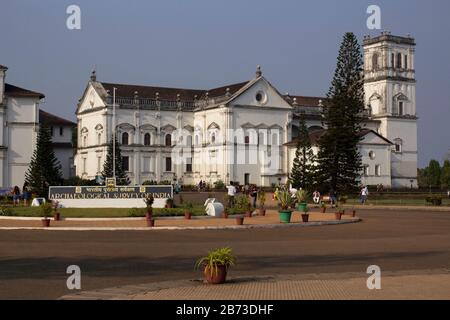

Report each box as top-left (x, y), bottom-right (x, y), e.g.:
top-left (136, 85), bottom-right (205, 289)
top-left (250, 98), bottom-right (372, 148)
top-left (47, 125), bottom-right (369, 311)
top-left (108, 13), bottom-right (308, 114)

top-left (316, 32), bottom-right (365, 193)
top-left (290, 114), bottom-right (316, 191)
top-left (102, 135), bottom-right (129, 185)
top-left (25, 124), bottom-right (63, 197)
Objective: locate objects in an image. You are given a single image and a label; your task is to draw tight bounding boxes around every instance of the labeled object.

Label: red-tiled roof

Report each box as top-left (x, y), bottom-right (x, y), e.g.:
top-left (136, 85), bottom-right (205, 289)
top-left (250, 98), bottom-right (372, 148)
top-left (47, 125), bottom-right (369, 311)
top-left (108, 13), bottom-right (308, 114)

top-left (4, 83), bottom-right (45, 99)
top-left (100, 80), bottom-right (250, 102)
top-left (39, 110), bottom-right (76, 126)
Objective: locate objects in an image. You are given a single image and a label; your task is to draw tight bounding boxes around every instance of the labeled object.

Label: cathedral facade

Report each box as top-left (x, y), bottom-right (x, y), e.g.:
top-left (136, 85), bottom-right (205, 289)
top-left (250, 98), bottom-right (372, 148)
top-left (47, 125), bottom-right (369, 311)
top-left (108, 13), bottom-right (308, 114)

top-left (74, 32), bottom-right (418, 189)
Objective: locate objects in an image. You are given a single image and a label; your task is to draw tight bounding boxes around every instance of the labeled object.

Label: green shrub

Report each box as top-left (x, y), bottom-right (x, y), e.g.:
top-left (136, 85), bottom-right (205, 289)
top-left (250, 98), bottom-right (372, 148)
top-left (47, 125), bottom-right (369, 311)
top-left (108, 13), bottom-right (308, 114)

top-left (213, 180), bottom-right (226, 190)
top-left (426, 196), bottom-right (442, 206)
top-left (39, 202), bottom-right (53, 218)
top-left (128, 207), bottom-right (145, 217)
top-left (0, 207), bottom-right (15, 216)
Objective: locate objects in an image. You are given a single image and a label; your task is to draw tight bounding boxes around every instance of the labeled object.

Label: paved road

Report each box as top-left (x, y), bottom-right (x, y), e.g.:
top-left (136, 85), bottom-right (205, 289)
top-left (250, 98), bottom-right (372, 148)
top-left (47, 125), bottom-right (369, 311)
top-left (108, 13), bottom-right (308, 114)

top-left (1, 209), bottom-right (450, 299)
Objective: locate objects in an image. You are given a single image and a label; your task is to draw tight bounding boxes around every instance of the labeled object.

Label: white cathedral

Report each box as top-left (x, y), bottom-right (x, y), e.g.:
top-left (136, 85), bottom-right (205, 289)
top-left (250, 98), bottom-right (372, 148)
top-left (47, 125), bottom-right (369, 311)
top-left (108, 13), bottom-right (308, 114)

top-left (74, 32), bottom-right (418, 189)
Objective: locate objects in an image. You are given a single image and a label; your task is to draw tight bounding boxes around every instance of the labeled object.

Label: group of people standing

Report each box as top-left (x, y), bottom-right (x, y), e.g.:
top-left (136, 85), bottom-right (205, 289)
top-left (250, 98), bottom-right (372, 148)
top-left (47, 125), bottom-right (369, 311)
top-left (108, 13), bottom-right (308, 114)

top-left (226, 182), bottom-right (259, 208)
top-left (10, 182), bottom-right (31, 207)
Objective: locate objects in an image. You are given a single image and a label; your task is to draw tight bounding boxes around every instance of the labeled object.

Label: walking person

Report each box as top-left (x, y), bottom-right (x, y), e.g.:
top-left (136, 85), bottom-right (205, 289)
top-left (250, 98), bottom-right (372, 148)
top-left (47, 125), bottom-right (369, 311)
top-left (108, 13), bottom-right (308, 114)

top-left (250, 185), bottom-right (258, 208)
top-left (226, 181), bottom-right (236, 208)
top-left (329, 188), bottom-right (337, 207)
top-left (22, 182), bottom-right (31, 207)
top-left (360, 185), bottom-right (369, 204)
top-left (12, 186), bottom-right (21, 207)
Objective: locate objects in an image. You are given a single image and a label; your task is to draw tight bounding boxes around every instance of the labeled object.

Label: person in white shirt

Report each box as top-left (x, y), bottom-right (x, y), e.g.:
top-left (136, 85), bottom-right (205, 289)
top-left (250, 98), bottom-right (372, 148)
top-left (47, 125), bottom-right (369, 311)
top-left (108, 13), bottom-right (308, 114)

top-left (312, 190), bottom-right (321, 204)
top-left (360, 186), bottom-right (369, 204)
top-left (226, 182), bottom-right (237, 207)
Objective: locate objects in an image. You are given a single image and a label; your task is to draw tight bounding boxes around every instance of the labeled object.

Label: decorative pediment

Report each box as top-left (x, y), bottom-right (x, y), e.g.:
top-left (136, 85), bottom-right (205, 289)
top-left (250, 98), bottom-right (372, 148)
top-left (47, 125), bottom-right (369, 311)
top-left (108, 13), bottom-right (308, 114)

top-left (117, 123), bottom-right (136, 131)
top-left (140, 124), bottom-right (157, 131)
top-left (369, 92), bottom-right (382, 101)
top-left (256, 123), bottom-right (269, 129)
top-left (207, 122), bottom-right (220, 130)
top-left (161, 124), bottom-right (176, 133)
top-left (393, 93), bottom-right (408, 101)
top-left (183, 125), bottom-right (194, 132)
top-left (81, 127), bottom-right (89, 133)
top-left (241, 122), bottom-right (255, 129)
top-left (269, 124), bottom-right (283, 130)
top-left (95, 124), bottom-right (104, 131)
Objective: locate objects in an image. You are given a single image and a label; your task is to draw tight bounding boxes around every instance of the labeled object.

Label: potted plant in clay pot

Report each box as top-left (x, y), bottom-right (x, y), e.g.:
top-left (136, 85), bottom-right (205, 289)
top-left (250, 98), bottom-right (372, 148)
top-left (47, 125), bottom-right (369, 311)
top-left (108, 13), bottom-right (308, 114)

top-left (195, 247), bottom-right (236, 284)
top-left (320, 202), bottom-right (327, 213)
top-left (278, 187), bottom-right (293, 223)
top-left (165, 198), bottom-right (174, 208)
top-left (296, 189), bottom-right (308, 213)
top-left (184, 202), bottom-right (193, 220)
top-left (40, 202), bottom-right (52, 227)
top-left (52, 200), bottom-right (61, 221)
top-left (236, 194), bottom-right (252, 218)
top-left (143, 194), bottom-right (154, 220)
top-left (257, 191), bottom-right (266, 216)
top-left (300, 205), bottom-right (310, 223)
top-left (335, 205), bottom-right (344, 220)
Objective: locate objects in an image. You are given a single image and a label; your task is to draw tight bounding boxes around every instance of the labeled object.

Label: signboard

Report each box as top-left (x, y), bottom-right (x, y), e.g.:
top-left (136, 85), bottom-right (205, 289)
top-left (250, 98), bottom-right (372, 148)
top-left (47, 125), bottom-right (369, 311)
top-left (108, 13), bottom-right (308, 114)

top-left (48, 185), bottom-right (173, 208)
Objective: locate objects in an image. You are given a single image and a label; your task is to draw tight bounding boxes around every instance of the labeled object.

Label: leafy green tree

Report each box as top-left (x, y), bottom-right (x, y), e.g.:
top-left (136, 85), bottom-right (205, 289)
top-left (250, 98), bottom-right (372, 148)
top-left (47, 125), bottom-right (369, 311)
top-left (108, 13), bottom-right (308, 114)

top-left (427, 159), bottom-right (441, 189)
top-left (102, 135), bottom-right (129, 185)
top-left (25, 124), bottom-right (63, 197)
top-left (316, 32), bottom-right (365, 193)
top-left (290, 114), bottom-right (316, 191)
top-left (441, 160), bottom-right (450, 189)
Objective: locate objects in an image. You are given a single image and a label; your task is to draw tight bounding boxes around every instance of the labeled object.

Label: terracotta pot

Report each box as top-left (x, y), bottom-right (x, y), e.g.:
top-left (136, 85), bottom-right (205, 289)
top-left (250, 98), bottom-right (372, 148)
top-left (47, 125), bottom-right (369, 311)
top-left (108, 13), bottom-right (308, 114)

top-left (184, 211), bottom-right (192, 220)
top-left (204, 264), bottom-right (228, 284)
top-left (258, 208), bottom-right (266, 216)
top-left (146, 219), bottom-right (155, 227)
top-left (301, 213), bottom-right (309, 223)
top-left (335, 212), bottom-right (342, 220)
top-left (223, 212), bottom-right (228, 219)
top-left (41, 219), bottom-right (51, 227)
top-left (235, 217), bottom-right (244, 225)
top-left (245, 211), bottom-right (252, 218)
top-left (320, 207), bottom-right (326, 213)
top-left (53, 212), bottom-right (60, 221)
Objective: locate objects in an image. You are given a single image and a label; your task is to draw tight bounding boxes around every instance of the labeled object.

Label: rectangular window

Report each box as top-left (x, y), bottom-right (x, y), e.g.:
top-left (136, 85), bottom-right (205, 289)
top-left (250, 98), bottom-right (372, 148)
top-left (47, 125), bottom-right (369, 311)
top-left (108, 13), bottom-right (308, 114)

top-left (97, 157), bottom-right (101, 173)
top-left (186, 157), bottom-right (192, 172)
top-left (50, 126), bottom-right (54, 136)
top-left (395, 143), bottom-right (402, 153)
top-left (60, 127), bottom-right (64, 136)
top-left (391, 53), bottom-right (395, 68)
top-left (244, 136), bottom-right (250, 144)
top-left (375, 165), bottom-right (381, 177)
top-left (82, 158), bottom-right (87, 173)
top-left (398, 101), bottom-right (404, 116)
top-left (404, 55), bottom-right (408, 69)
top-left (122, 156), bottom-right (129, 172)
top-left (364, 165), bottom-right (370, 176)
top-left (165, 157), bottom-right (172, 172)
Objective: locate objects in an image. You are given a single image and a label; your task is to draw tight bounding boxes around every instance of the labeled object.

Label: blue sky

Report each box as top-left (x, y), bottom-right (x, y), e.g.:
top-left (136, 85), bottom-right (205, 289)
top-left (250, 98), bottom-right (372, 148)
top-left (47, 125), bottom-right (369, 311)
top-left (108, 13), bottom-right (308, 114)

top-left (1, 0), bottom-right (449, 167)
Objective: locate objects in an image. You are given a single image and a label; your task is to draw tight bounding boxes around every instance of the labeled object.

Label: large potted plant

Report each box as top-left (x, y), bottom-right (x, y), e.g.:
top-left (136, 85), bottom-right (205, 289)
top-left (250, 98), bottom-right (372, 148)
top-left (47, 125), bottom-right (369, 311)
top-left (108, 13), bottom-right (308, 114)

top-left (195, 247), bottom-right (236, 284)
top-left (184, 202), bottom-right (193, 220)
top-left (278, 188), bottom-right (293, 223)
top-left (52, 200), bottom-right (61, 221)
top-left (300, 205), bottom-right (310, 223)
top-left (296, 189), bottom-right (308, 213)
top-left (236, 194), bottom-right (252, 218)
top-left (143, 195), bottom-right (154, 220)
top-left (257, 191), bottom-right (266, 216)
top-left (40, 202), bottom-right (52, 227)
top-left (335, 205), bottom-right (344, 220)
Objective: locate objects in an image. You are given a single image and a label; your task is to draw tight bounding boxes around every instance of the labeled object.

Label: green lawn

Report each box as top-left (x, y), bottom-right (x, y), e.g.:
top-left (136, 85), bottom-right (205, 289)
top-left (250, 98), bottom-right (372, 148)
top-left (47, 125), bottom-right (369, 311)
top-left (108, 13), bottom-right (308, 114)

top-left (3, 206), bottom-right (207, 218)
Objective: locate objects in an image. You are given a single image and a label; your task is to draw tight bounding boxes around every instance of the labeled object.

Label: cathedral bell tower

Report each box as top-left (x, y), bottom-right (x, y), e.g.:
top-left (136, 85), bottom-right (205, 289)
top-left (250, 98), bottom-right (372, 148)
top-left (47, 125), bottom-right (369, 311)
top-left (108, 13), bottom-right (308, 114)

top-left (363, 31), bottom-right (418, 188)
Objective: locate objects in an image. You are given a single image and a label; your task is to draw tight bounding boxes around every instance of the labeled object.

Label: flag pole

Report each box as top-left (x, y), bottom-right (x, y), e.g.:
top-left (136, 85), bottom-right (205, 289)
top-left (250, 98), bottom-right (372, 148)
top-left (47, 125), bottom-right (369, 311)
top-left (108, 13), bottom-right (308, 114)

top-left (113, 87), bottom-right (116, 179)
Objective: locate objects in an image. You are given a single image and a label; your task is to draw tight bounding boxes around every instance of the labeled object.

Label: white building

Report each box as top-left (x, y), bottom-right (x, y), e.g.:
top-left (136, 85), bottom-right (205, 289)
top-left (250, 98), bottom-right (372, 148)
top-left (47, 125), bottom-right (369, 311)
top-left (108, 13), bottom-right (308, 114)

top-left (0, 64), bottom-right (44, 189)
top-left (39, 110), bottom-right (76, 179)
top-left (74, 32), bottom-right (418, 189)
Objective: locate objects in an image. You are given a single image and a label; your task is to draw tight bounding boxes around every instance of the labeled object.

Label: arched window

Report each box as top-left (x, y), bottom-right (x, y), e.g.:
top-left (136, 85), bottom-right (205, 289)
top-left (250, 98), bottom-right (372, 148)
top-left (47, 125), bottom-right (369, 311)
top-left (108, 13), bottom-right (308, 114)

top-left (83, 136), bottom-right (87, 147)
top-left (211, 133), bottom-right (216, 144)
top-left (391, 53), bottom-right (395, 68)
top-left (404, 54), bottom-right (408, 69)
top-left (144, 133), bottom-right (151, 146)
top-left (97, 133), bottom-right (101, 145)
top-left (397, 53), bottom-right (402, 69)
top-left (122, 132), bottom-right (129, 145)
top-left (372, 53), bottom-right (379, 70)
top-left (165, 134), bottom-right (172, 146)
top-left (186, 135), bottom-right (192, 147)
